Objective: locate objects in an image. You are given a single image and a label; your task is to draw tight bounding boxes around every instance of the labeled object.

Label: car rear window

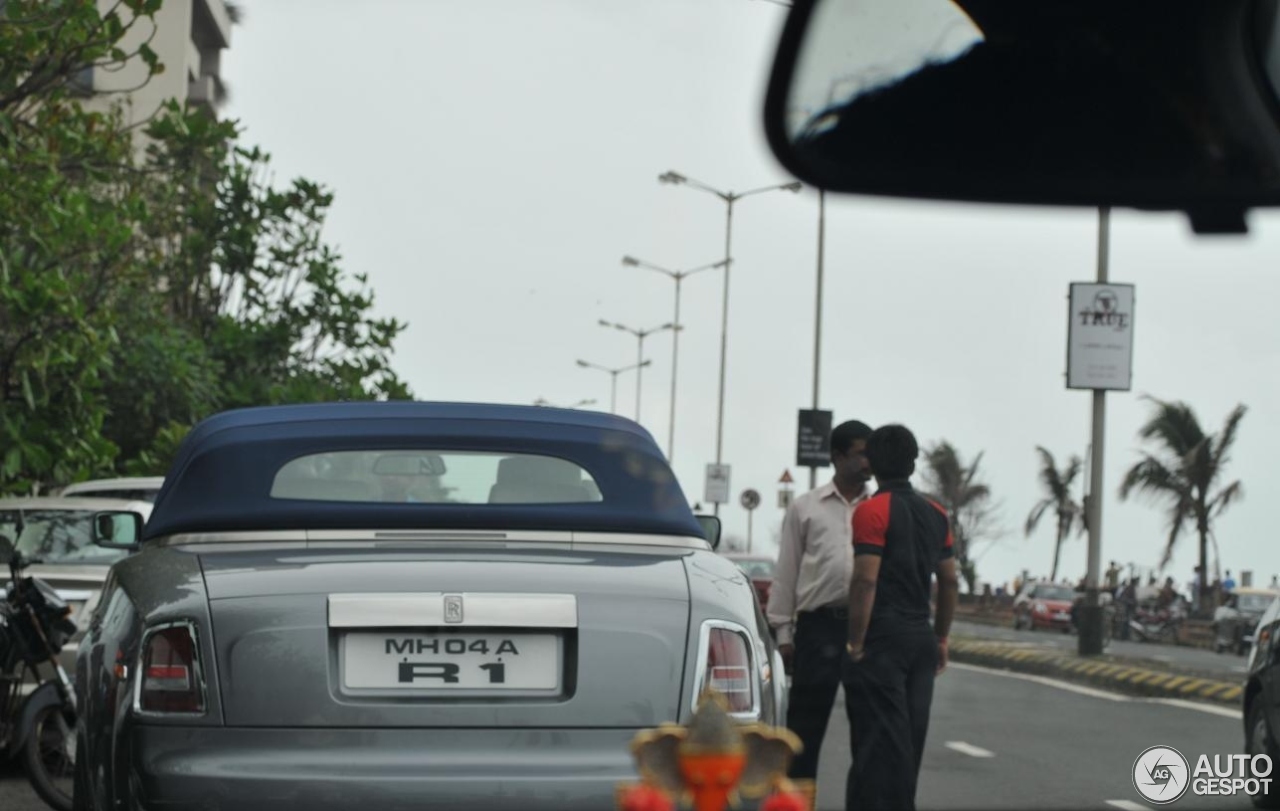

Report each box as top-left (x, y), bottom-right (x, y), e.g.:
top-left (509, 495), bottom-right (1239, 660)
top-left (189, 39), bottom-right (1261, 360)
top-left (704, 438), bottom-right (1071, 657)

top-left (270, 451), bottom-right (604, 505)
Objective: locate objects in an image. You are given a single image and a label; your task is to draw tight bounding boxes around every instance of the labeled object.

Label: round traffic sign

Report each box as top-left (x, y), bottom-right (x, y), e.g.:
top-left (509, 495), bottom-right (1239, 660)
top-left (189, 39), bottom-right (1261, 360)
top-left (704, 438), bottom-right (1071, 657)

top-left (740, 488), bottom-right (761, 510)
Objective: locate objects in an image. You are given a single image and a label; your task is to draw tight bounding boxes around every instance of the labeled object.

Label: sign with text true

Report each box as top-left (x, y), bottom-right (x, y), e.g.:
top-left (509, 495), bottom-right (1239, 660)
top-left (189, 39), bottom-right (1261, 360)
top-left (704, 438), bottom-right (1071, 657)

top-left (704, 463), bottom-right (731, 504)
top-left (796, 409), bottom-right (833, 467)
top-left (1067, 283), bottom-right (1135, 391)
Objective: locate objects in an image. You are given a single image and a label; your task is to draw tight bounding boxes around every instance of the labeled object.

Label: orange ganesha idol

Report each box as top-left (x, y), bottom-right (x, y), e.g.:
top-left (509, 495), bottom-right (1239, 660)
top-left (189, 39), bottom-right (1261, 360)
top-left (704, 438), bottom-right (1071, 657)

top-left (616, 690), bottom-right (815, 811)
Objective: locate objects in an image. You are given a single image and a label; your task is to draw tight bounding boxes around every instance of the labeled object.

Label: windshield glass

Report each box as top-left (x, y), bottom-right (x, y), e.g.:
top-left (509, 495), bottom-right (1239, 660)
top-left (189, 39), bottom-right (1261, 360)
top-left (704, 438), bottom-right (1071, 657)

top-left (271, 451), bottom-right (604, 505)
top-left (734, 559), bottom-right (775, 579)
top-left (1238, 593), bottom-right (1275, 613)
top-left (1033, 586), bottom-right (1076, 602)
top-left (0, 509), bottom-right (129, 566)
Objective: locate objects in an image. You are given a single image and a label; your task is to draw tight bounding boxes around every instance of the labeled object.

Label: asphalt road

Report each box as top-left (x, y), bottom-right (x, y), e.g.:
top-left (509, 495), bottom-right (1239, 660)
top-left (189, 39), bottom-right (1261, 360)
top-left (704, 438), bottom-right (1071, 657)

top-left (1, 660), bottom-right (1255, 811)
top-left (815, 661), bottom-right (1254, 811)
top-left (954, 619), bottom-right (1252, 679)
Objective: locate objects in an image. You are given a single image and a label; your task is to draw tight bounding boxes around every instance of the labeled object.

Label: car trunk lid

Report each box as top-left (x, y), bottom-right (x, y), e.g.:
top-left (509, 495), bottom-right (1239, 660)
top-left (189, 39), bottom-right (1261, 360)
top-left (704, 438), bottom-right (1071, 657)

top-left (198, 542), bottom-right (692, 728)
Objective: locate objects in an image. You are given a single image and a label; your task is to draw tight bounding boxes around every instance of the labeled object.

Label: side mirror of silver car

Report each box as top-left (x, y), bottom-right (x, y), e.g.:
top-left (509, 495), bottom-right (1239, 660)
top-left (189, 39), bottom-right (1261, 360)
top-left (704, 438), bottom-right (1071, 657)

top-left (694, 515), bottom-right (722, 550)
top-left (92, 511), bottom-right (144, 552)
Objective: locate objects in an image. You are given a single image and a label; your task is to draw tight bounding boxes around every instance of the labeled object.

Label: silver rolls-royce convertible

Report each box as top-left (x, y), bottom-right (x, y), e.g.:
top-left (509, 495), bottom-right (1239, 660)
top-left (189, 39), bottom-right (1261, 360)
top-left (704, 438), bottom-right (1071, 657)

top-left (73, 401), bottom-right (784, 811)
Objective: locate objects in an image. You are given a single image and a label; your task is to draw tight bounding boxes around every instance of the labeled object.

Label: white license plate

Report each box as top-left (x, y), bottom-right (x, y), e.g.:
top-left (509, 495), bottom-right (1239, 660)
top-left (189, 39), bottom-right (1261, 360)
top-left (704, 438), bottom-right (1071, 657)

top-left (342, 631), bottom-right (560, 690)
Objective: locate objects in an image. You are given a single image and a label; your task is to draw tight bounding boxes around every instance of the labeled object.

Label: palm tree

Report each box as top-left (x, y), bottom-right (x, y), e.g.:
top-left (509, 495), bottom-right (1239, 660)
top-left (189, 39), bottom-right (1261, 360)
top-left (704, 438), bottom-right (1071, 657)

top-left (1024, 447), bottom-right (1085, 582)
top-left (919, 442), bottom-right (995, 593)
top-left (1119, 396), bottom-right (1246, 607)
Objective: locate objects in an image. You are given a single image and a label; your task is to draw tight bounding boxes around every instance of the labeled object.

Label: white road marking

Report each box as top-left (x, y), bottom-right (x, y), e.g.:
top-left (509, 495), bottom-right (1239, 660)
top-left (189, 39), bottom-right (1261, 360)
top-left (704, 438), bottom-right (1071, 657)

top-left (1105, 800), bottom-right (1151, 811)
top-left (950, 662), bottom-right (1129, 701)
top-left (944, 741), bottom-right (995, 758)
top-left (952, 662), bottom-right (1243, 718)
top-left (1142, 698), bottom-right (1242, 720)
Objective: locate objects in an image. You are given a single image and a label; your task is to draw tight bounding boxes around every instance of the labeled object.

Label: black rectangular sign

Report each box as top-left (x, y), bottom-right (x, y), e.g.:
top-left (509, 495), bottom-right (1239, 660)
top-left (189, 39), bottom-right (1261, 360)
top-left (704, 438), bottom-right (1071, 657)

top-left (797, 409), bottom-right (833, 468)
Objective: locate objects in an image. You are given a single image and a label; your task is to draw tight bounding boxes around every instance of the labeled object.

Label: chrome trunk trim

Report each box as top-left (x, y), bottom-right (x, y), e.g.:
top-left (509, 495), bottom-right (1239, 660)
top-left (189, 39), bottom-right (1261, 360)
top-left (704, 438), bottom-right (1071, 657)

top-left (328, 593), bottom-right (579, 629)
top-left (153, 529), bottom-right (708, 551)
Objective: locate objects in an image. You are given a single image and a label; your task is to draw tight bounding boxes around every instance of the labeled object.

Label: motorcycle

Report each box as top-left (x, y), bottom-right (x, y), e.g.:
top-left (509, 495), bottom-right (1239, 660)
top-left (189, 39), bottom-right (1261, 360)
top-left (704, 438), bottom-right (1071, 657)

top-left (1128, 603), bottom-right (1184, 645)
top-left (0, 533), bottom-right (80, 811)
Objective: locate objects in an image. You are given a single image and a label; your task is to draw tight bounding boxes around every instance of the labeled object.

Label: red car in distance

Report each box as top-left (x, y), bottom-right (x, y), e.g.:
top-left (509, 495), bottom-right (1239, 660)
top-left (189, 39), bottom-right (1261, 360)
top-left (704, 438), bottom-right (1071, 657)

top-left (1013, 581), bottom-right (1078, 632)
top-left (724, 553), bottom-right (776, 609)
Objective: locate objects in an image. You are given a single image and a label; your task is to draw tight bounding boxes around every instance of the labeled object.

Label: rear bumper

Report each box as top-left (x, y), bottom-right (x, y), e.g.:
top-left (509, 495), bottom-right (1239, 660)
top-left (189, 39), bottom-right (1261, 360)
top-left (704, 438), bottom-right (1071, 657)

top-left (127, 725), bottom-right (642, 810)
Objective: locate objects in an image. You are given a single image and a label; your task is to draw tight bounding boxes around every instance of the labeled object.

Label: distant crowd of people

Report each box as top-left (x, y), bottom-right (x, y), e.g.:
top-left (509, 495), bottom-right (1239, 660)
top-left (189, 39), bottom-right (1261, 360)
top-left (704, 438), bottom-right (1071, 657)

top-left (973, 560), bottom-right (1275, 620)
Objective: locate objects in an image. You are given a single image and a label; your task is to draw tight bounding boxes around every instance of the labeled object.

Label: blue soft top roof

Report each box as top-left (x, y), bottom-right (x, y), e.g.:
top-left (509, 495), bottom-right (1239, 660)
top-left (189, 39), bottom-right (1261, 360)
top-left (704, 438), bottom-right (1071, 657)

top-left (144, 401), bottom-right (702, 541)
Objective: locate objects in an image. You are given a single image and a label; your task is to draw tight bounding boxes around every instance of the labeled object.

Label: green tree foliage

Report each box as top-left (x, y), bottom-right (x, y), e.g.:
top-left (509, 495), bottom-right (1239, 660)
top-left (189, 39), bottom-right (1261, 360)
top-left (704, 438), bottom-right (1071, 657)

top-left (1119, 396), bottom-right (1246, 603)
top-left (918, 441), bottom-right (1001, 593)
top-left (1024, 446), bottom-right (1086, 582)
top-left (0, 1), bottom-right (411, 493)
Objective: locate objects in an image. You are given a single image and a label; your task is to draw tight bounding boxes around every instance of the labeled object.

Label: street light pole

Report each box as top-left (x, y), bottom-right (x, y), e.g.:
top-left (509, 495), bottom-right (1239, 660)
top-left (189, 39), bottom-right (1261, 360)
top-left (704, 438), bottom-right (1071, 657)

top-left (576, 358), bottom-right (652, 416)
top-left (598, 319), bottom-right (675, 424)
top-left (622, 256), bottom-right (726, 462)
top-left (659, 171), bottom-right (802, 516)
top-left (1080, 206), bottom-right (1110, 657)
top-left (810, 189), bottom-right (826, 491)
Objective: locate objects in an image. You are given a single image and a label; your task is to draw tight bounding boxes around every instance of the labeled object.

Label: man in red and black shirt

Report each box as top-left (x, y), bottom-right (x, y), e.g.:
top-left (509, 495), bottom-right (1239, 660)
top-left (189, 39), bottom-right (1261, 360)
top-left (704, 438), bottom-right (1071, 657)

top-left (842, 424), bottom-right (959, 811)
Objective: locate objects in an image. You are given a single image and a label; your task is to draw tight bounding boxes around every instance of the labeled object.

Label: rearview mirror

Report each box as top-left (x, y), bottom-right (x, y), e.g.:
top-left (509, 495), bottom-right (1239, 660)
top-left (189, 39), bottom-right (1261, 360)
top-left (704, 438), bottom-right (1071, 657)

top-left (92, 511), bottom-right (144, 551)
top-left (695, 515), bottom-right (722, 550)
top-left (372, 453), bottom-right (447, 477)
top-left (764, 0), bottom-right (1280, 233)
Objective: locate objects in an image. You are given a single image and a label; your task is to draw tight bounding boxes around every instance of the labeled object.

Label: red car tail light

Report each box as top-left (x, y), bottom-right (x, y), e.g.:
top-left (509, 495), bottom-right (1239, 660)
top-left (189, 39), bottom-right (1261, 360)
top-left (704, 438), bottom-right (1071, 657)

top-left (697, 621), bottom-right (756, 716)
top-left (137, 622), bottom-right (205, 715)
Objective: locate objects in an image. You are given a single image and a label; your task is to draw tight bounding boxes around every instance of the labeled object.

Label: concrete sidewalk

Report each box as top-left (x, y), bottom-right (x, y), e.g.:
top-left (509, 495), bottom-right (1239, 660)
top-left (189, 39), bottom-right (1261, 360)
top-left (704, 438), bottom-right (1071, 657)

top-left (949, 636), bottom-right (1244, 706)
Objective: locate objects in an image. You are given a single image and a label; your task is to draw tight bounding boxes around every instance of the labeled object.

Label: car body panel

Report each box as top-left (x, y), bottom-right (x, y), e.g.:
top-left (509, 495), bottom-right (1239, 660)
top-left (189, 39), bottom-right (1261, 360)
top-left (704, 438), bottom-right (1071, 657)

top-left (76, 403), bottom-right (778, 810)
top-left (125, 725), bottom-right (640, 811)
top-left (1243, 595), bottom-right (1280, 756)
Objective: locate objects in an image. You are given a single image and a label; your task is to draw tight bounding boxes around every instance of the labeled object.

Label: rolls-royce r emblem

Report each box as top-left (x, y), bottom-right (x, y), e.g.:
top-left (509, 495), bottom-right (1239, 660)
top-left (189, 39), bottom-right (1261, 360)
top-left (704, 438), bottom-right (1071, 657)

top-left (444, 595), bottom-right (464, 623)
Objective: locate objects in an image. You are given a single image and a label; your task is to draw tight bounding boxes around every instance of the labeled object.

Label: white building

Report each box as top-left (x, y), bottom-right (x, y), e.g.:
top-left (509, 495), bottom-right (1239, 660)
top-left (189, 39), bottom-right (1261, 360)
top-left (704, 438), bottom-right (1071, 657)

top-left (87, 0), bottom-right (234, 125)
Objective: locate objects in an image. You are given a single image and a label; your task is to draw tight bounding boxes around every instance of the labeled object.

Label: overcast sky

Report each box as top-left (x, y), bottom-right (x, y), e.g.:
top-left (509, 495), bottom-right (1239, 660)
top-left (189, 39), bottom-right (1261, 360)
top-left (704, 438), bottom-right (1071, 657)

top-left (222, 0), bottom-right (1280, 592)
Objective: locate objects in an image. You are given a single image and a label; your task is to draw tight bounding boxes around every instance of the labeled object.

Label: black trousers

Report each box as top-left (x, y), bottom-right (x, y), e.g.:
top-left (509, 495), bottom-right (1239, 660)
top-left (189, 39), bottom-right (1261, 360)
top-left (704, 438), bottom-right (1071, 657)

top-left (785, 607), bottom-right (847, 780)
top-left (841, 628), bottom-right (938, 811)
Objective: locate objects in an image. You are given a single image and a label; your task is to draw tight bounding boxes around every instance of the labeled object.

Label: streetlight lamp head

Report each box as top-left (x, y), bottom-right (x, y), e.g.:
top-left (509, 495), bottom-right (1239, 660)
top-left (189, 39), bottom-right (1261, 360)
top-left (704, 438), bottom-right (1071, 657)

top-left (659, 171), bottom-right (687, 185)
top-left (621, 256), bottom-right (639, 266)
top-left (783, 182), bottom-right (803, 193)
top-left (640, 359), bottom-right (653, 368)
top-left (597, 319), bottom-right (611, 327)
top-left (576, 360), bottom-right (589, 368)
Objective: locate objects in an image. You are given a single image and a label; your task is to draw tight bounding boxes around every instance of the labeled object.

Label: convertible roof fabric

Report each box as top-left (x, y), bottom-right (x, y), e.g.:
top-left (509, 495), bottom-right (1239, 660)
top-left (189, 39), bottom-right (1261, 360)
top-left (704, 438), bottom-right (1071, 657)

top-left (144, 402), bottom-right (701, 540)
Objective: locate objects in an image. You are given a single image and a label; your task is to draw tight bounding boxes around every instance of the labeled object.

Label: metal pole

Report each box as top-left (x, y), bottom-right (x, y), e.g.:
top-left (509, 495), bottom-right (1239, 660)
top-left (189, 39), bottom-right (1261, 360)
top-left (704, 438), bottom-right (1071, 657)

top-left (810, 190), bottom-right (825, 491)
top-left (610, 372), bottom-right (618, 415)
top-left (1080, 206), bottom-right (1110, 656)
top-left (668, 277), bottom-right (682, 462)
top-left (747, 509), bottom-right (754, 553)
top-left (635, 334), bottom-right (644, 422)
top-left (713, 198), bottom-right (735, 518)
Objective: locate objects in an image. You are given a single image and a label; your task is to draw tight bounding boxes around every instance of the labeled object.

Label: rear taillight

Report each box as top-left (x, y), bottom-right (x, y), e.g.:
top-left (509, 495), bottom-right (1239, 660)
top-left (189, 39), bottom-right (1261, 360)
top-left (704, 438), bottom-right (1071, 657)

top-left (137, 622), bottom-right (205, 715)
top-left (699, 622), bottom-right (755, 715)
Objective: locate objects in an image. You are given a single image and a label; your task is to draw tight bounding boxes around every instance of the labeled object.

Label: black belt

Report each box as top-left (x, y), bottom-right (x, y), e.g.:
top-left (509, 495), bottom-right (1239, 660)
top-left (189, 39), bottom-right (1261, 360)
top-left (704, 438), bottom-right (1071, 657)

top-left (801, 604), bottom-right (848, 620)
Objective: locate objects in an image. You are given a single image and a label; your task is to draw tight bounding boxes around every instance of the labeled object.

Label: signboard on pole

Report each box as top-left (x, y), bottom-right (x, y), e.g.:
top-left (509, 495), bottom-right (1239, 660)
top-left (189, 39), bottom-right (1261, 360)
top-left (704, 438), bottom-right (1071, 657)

top-left (739, 489), bottom-right (760, 511)
top-left (796, 409), bottom-right (833, 467)
top-left (704, 463), bottom-right (731, 505)
top-left (1067, 283), bottom-right (1135, 390)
